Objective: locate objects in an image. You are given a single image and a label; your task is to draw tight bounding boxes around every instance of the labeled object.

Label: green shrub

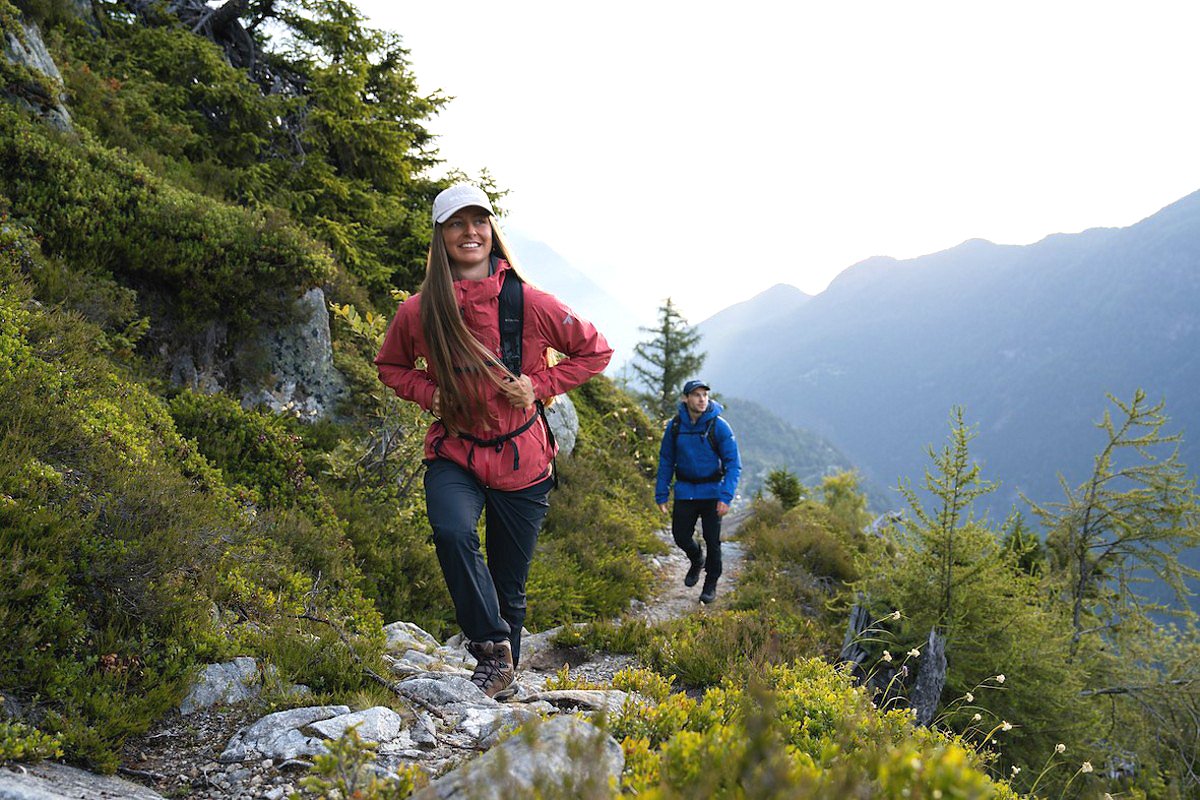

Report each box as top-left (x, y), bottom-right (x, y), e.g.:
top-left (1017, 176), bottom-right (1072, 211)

top-left (526, 378), bottom-right (666, 630)
top-left (580, 618), bottom-right (655, 655)
top-left (0, 720), bottom-right (63, 764)
top-left (640, 610), bottom-right (829, 689)
top-left (0, 229), bottom-right (378, 767)
top-left (0, 106), bottom-right (333, 330)
top-left (613, 659), bottom-right (1018, 799)
top-left (297, 726), bottom-right (425, 799)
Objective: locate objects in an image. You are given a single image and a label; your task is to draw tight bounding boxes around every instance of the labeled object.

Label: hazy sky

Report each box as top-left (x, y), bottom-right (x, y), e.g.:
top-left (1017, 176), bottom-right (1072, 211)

top-left (354, 1), bottom-right (1200, 323)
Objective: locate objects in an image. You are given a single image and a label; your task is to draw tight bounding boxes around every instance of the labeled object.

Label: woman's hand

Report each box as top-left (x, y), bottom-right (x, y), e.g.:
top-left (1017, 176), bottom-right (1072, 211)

top-left (430, 388), bottom-right (442, 417)
top-left (500, 374), bottom-right (535, 409)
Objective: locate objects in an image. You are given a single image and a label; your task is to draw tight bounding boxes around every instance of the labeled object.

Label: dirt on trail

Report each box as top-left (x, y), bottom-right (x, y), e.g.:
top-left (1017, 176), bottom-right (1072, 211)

top-left (624, 506), bottom-right (748, 626)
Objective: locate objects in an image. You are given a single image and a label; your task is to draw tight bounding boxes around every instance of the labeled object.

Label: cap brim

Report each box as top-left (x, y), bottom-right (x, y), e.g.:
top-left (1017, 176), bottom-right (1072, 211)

top-left (435, 203), bottom-right (494, 225)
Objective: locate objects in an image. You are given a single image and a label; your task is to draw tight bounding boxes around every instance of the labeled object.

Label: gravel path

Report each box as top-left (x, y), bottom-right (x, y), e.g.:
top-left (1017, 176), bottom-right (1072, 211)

top-left (624, 506), bottom-right (748, 625)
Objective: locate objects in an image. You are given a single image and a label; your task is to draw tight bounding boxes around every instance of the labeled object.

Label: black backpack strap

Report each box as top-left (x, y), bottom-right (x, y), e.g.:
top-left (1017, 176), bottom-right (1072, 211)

top-left (498, 270), bottom-right (523, 375)
top-left (671, 415), bottom-right (725, 484)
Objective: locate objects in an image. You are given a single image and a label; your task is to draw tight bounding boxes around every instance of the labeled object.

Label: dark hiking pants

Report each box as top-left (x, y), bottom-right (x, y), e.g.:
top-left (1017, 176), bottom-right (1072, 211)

top-left (424, 458), bottom-right (552, 667)
top-left (671, 498), bottom-right (722, 578)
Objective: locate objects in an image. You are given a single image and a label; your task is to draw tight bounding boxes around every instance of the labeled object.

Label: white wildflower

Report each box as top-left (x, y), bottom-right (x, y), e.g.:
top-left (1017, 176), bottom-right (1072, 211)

top-left (891, 610), bottom-right (902, 620)
top-left (965, 692), bottom-right (974, 703)
top-left (1081, 761), bottom-right (1093, 774)
top-left (1011, 765), bottom-right (1021, 776)
top-left (995, 674), bottom-right (1006, 684)
top-left (1001, 720), bottom-right (1013, 731)
top-left (972, 713), bottom-right (982, 722)
top-left (1055, 743), bottom-right (1066, 754)
top-left (908, 648), bottom-right (921, 658)
top-left (882, 650), bottom-right (893, 662)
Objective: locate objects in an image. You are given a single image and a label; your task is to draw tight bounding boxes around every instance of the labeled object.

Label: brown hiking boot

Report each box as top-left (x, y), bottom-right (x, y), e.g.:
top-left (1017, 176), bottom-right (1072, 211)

top-left (466, 639), bottom-right (517, 701)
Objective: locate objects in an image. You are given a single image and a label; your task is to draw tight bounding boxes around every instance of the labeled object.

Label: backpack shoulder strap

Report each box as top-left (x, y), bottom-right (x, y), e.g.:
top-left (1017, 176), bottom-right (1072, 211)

top-left (498, 270), bottom-right (523, 375)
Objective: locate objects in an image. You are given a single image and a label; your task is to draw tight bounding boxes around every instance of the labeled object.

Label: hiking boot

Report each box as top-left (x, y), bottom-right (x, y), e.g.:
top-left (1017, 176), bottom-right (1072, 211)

top-left (684, 549), bottom-right (704, 587)
top-left (466, 639), bottom-right (517, 701)
top-left (699, 574), bottom-right (719, 604)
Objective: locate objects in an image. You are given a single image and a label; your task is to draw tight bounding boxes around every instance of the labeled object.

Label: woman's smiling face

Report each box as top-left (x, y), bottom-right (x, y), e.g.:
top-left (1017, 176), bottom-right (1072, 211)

top-left (441, 206), bottom-right (493, 274)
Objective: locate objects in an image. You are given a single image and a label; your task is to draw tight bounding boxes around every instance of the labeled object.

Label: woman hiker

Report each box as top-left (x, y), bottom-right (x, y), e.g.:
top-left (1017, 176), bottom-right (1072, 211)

top-left (375, 183), bottom-right (612, 699)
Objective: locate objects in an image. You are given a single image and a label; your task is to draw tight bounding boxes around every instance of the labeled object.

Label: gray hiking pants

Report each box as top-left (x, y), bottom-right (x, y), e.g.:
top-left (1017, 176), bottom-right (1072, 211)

top-left (424, 459), bottom-right (552, 667)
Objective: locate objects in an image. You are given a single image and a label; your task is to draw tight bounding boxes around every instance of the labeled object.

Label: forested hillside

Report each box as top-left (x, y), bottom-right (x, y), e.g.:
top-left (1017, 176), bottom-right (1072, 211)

top-left (2, 2), bottom-right (1196, 798)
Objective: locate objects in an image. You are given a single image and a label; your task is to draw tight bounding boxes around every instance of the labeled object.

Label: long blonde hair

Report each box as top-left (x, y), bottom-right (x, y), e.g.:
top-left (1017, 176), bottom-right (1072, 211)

top-left (419, 218), bottom-right (531, 432)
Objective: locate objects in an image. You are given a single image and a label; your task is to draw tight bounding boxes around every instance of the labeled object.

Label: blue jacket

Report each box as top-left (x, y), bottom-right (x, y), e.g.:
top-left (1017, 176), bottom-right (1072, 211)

top-left (655, 399), bottom-right (742, 505)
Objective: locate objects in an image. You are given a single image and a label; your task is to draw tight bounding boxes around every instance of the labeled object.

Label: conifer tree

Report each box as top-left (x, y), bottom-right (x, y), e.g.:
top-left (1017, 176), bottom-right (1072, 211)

top-left (859, 408), bottom-right (1092, 774)
top-left (896, 406), bottom-right (998, 630)
top-left (629, 298), bottom-right (705, 420)
top-left (765, 468), bottom-right (804, 510)
top-left (1027, 390), bottom-right (1200, 651)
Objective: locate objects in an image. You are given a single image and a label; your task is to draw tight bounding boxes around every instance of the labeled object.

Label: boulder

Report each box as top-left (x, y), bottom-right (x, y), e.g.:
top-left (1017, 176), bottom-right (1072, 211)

top-left (2, 21), bottom-right (72, 131)
top-left (240, 287), bottom-right (347, 421)
top-left (413, 716), bottom-right (623, 800)
top-left (0, 762), bottom-right (165, 800)
top-left (544, 394), bottom-right (578, 457)
top-left (219, 705), bottom-right (351, 763)
top-left (179, 657), bottom-right (260, 715)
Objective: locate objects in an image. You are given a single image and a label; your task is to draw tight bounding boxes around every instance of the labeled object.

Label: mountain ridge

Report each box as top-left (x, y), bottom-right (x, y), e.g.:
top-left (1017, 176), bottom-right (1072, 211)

top-left (703, 188), bottom-right (1200, 522)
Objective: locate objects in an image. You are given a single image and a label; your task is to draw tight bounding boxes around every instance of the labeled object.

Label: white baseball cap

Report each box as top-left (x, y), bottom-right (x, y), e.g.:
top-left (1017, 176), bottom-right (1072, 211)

top-left (432, 183), bottom-right (494, 225)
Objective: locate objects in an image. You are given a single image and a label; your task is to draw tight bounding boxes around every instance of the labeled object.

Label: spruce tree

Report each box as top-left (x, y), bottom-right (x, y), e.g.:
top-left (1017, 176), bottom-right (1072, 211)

top-left (629, 298), bottom-right (705, 420)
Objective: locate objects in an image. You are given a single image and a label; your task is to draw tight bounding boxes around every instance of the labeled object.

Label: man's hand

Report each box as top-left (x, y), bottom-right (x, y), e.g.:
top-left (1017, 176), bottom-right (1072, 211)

top-left (716, 501), bottom-right (730, 517)
top-left (658, 503), bottom-right (669, 514)
top-left (500, 374), bottom-right (535, 409)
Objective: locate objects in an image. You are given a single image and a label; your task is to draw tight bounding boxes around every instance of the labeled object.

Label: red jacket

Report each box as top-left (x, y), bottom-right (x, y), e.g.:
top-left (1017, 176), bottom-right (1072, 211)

top-left (375, 261), bottom-right (612, 490)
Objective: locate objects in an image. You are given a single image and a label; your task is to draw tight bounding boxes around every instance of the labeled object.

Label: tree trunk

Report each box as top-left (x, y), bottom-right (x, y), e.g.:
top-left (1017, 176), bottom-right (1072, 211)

top-left (909, 628), bottom-right (947, 727)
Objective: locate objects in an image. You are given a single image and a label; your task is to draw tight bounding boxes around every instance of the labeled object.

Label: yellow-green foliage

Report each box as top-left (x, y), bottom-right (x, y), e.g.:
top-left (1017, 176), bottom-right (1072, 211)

top-left (297, 726), bottom-right (425, 799)
top-left (0, 227), bottom-right (380, 768)
top-left (0, 106), bottom-right (333, 330)
top-left (741, 495), bottom-right (866, 583)
top-left (0, 720), bottom-right (63, 764)
top-left (613, 659), bottom-right (1018, 799)
top-left (639, 610), bottom-right (831, 690)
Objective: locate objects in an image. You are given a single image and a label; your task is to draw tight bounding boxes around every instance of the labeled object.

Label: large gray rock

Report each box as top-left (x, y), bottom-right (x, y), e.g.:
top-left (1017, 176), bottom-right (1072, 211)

top-left (308, 707), bottom-right (404, 744)
top-left (241, 287), bottom-right (348, 421)
top-left (544, 394), bottom-right (578, 456)
top-left (0, 762), bottom-right (165, 800)
top-left (397, 675), bottom-right (486, 707)
top-left (518, 689), bottom-right (630, 714)
top-left (383, 621), bottom-right (441, 653)
top-left (413, 716), bottom-right (623, 800)
top-left (450, 705), bottom-right (541, 750)
top-left (167, 320), bottom-right (228, 396)
top-left (178, 657), bottom-right (310, 715)
top-left (179, 657), bottom-right (260, 715)
top-left (2, 21), bottom-right (72, 131)
top-left (219, 705), bottom-right (351, 763)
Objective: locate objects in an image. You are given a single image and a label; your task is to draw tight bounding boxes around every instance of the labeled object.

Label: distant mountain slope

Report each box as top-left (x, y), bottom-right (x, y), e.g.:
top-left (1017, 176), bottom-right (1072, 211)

top-left (507, 230), bottom-right (641, 366)
top-left (717, 396), bottom-right (888, 508)
top-left (698, 284), bottom-right (811, 368)
top-left (704, 189), bottom-right (1200, 521)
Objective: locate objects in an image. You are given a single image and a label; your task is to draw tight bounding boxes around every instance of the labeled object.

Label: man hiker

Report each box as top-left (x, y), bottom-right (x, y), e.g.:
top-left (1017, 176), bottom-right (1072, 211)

top-left (655, 379), bottom-right (742, 604)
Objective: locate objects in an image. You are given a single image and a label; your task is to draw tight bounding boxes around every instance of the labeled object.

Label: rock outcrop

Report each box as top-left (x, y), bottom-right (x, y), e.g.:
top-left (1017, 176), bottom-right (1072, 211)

top-left (2, 19), bottom-right (72, 131)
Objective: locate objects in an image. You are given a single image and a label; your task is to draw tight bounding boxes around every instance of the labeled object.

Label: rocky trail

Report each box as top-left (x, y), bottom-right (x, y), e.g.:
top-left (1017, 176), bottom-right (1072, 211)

top-left (0, 517), bottom-right (747, 800)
